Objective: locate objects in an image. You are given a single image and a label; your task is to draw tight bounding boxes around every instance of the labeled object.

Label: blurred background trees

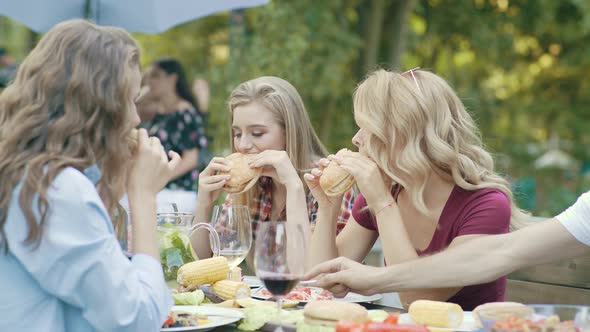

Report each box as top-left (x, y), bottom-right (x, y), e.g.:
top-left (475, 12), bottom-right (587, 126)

top-left (2, 0), bottom-right (590, 216)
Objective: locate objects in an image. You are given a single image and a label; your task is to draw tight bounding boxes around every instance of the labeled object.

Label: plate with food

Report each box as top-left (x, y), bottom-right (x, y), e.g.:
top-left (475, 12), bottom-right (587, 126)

top-left (161, 305), bottom-right (244, 332)
top-left (475, 303), bottom-right (590, 332)
top-left (251, 286), bottom-right (382, 303)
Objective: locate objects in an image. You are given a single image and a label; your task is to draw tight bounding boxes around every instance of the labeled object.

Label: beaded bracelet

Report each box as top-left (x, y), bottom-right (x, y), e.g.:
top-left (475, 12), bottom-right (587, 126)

top-left (374, 200), bottom-right (395, 216)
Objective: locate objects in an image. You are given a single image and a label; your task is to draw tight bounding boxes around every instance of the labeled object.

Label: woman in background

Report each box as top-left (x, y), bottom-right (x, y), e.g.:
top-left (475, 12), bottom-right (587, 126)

top-left (143, 58), bottom-right (208, 213)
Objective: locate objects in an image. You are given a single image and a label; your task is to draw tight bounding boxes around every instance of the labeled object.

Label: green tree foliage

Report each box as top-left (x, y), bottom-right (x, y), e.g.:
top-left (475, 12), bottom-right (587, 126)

top-left (2, 0), bottom-right (590, 215)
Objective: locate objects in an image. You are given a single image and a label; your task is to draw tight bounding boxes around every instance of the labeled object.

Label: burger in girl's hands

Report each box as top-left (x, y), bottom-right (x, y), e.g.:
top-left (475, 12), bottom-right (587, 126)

top-left (319, 149), bottom-right (356, 196)
top-left (218, 153), bottom-right (263, 194)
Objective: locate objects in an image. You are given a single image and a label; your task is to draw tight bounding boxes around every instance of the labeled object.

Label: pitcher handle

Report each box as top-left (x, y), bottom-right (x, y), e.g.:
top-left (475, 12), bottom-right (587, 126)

top-left (190, 223), bottom-right (221, 257)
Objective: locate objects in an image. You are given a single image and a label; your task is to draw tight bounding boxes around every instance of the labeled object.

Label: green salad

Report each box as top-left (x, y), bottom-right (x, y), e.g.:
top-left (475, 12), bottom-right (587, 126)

top-left (158, 224), bottom-right (197, 281)
top-left (171, 289), bottom-right (205, 305)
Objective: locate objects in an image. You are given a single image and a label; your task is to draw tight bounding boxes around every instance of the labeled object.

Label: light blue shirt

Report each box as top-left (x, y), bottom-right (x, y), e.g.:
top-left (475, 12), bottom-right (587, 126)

top-left (0, 167), bottom-right (173, 331)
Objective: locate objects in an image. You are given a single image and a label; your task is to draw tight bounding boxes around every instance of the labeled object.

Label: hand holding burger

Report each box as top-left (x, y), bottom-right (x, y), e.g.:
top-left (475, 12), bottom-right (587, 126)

top-left (304, 149), bottom-right (356, 211)
top-left (319, 149), bottom-right (356, 196)
top-left (217, 153), bottom-right (263, 194)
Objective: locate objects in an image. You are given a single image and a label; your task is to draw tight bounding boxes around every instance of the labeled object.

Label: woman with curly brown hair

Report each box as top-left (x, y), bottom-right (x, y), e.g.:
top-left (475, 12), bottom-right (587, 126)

top-left (0, 20), bottom-right (180, 331)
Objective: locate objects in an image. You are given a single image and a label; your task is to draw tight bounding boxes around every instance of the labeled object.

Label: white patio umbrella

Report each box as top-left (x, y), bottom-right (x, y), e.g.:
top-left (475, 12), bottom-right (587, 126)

top-left (0, 0), bottom-right (270, 34)
top-left (534, 148), bottom-right (579, 170)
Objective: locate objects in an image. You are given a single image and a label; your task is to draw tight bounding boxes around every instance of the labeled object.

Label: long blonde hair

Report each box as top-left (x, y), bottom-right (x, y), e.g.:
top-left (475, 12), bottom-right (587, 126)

top-left (354, 69), bottom-right (528, 229)
top-left (228, 76), bottom-right (328, 213)
top-left (0, 19), bottom-right (140, 251)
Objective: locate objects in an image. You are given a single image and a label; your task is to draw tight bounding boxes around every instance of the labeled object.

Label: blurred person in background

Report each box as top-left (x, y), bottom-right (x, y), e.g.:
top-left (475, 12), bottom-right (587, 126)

top-left (192, 78), bottom-right (213, 172)
top-left (0, 46), bottom-right (18, 89)
top-left (135, 85), bottom-right (160, 123)
top-left (143, 58), bottom-right (209, 213)
top-left (192, 78), bottom-right (210, 125)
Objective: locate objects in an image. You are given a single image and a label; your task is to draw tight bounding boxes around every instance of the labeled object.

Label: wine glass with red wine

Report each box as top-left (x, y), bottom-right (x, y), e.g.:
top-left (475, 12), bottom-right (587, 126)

top-left (254, 221), bottom-right (306, 329)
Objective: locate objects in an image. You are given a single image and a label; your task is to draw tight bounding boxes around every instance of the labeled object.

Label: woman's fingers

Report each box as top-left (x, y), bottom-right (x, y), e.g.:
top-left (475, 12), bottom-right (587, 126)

top-left (318, 158), bottom-right (330, 170)
top-left (167, 150), bottom-right (181, 171)
top-left (303, 173), bottom-right (318, 188)
top-left (201, 180), bottom-right (226, 191)
top-left (137, 128), bottom-right (149, 148)
top-left (248, 150), bottom-right (288, 168)
top-left (328, 284), bottom-right (351, 298)
top-left (207, 162), bottom-right (231, 173)
top-left (201, 174), bottom-right (230, 184)
top-left (248, 155), bottom-right (275, 168)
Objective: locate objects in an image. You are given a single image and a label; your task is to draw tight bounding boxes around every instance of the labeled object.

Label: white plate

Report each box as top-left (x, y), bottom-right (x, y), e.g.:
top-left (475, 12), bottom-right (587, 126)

top-left (242, 276), bottom-right (263, 288)
top-left (251, 286), bottom-right (382, 303)
top-left (399, 311), bottom-right (478, 332)
top-left (338, 292), bottom-right (382, 303)
top-left (161, 305), bottom-right (244, 332)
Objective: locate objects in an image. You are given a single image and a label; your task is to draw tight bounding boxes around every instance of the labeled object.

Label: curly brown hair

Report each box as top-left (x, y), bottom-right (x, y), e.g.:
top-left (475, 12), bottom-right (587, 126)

top-left (0, 19), bottom-right (141, 252)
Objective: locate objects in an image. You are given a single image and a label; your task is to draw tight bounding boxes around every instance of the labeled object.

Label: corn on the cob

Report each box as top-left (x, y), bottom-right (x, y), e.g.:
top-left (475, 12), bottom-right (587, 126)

top-left (211, 280), bottom-right (250, 300)
top-left (229, 267), bottom-right (242, 282)
top-left (177, 256), bottom-right (229, 287)
top-left (409, 300), bottom-right (464, 328)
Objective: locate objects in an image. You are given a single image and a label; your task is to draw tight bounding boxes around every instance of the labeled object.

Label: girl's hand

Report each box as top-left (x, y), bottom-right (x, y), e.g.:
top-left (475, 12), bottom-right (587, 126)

top-left (197, 157), bottom-right (231, 205)
top-left (304, 158), bottom-right (342, 212)
top-left (128, 129), bottom-right (181, 196)
top-left (248, 150), bottom-right (302, 189)
top-left (330, 151), bottom-right (391, 208)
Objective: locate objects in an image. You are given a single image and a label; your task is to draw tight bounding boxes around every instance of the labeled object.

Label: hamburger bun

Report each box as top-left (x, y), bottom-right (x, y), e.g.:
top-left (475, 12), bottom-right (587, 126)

top-left (473, 302), bottom-right (528, 327)
top-left (319, 149), bottom-right (355, 196)
top-left (220, 153), bottom-right (262, 194)
top-left (303, 301), bottom-right (368, 327)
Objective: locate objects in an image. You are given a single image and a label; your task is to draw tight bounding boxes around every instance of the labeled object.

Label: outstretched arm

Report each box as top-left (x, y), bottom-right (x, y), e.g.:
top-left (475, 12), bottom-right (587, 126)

top-left (306, 219), bottom-right (589, 294)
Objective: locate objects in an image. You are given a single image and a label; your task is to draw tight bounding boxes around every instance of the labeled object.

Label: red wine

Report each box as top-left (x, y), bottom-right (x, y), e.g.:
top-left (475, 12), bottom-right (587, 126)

top-left (261, 277), bottom-right (299, 296)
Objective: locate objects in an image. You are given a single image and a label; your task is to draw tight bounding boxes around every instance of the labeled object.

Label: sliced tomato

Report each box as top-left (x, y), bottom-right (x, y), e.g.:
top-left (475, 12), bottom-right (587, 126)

top-left (302, 287), bottom-right (312, 296)
top-left (364, 322), bottom-right (397, 332)
top-left (363, 322), bottom-right (430, 332)
top-left (383, 313), bottom-right (400, 325)
top-left (336, 321), bottom-right (364, 332)
top-left (319, 289), bottom-right (334, 299)
top-left (388, 324), bottom-right (430, 332)
top-left (163, 315), bottom-right (174, 327)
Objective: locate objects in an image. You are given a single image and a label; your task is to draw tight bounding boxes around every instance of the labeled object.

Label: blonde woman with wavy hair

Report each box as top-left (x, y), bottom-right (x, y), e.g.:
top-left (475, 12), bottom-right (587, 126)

top-left (193, 76), bottom-right (355, 261)
top-left (306, 68), bottom-right (526, 310)
top-left (0, 19), bottom-right (180, 331)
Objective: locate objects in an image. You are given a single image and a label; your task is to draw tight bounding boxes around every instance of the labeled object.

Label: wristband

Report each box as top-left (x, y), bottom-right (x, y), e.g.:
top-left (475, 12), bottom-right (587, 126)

top-left (375, 200), bottom-right (395, 215)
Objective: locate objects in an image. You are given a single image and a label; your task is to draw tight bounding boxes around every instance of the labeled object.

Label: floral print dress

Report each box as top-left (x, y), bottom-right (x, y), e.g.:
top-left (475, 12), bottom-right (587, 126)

top-left (146, 106), bottom-right (208, 191)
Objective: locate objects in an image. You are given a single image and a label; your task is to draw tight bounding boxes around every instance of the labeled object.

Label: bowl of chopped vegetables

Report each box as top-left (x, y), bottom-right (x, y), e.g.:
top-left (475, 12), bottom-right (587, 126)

top-left (477, 304), bottom-right (590, 332)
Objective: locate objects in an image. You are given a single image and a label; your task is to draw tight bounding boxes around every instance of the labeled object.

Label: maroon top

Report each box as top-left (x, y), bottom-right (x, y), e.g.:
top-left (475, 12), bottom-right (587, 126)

top-left (352, 185), bottom-right (511, 310)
